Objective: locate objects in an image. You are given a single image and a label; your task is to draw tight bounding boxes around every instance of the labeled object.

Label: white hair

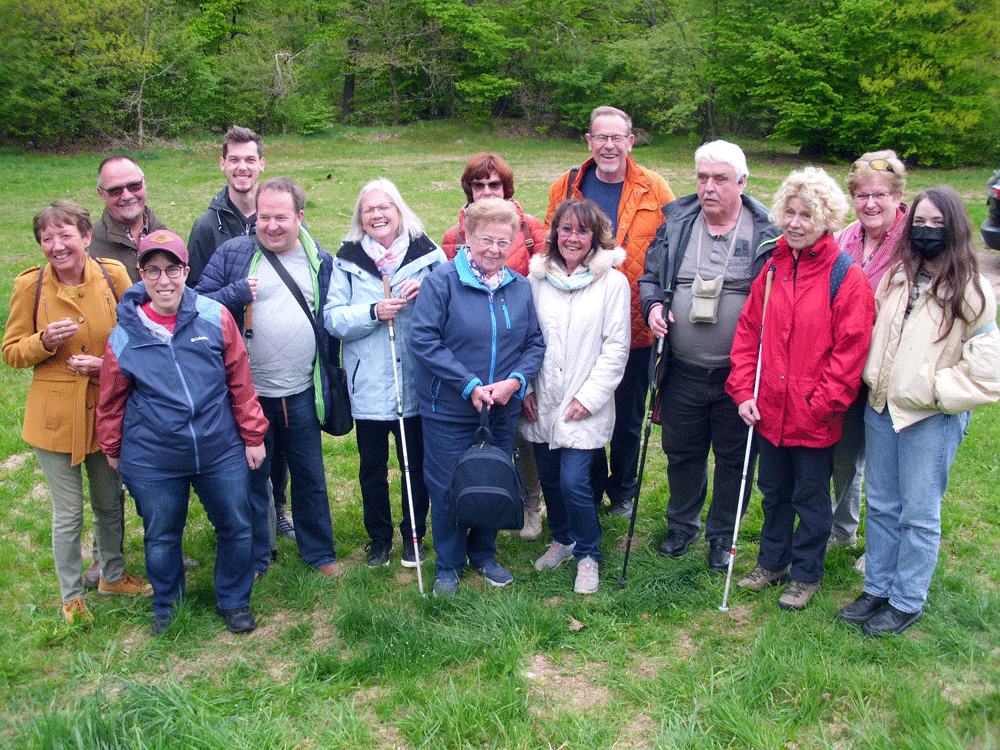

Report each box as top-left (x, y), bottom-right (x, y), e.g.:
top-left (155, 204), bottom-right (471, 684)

top-left (345, 178), bottom-right (425, 242)
top-left (694, 140), bottom-right (749, 183)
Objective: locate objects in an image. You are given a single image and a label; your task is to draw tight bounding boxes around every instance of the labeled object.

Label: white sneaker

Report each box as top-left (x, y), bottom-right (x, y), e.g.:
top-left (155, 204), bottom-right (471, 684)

top-left (574, 557), bottom-right (599, 595)
top-left (534, 541), bottom-right (575, 571)
top-left (519, 508), bottom-right (542, 541)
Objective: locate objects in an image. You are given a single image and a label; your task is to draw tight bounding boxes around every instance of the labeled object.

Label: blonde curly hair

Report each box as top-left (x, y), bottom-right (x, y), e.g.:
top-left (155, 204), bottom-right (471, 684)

top-left (771, 167), bottom-right (849, 235)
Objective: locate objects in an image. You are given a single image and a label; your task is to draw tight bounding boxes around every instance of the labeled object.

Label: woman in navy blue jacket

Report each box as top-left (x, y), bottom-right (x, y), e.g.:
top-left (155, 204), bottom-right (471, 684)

top-left (410, 198), bottom-right (545, 596)
top-left (98, 230), bottom-right (268, 636)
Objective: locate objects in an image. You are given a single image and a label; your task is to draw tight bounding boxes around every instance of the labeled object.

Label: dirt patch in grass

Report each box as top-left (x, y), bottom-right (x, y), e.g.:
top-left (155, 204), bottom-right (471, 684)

top-left (614, 532), bottom-right (649, 554)
top-left (614, 712), bottom-right (658, 749)
top-left (0, 451), bottom-right (30, 472)
top-left (523, 653), bottom-right (612, 716)
top-left (352, 686), bottom-right (411, 750)
top-left (940, 677), bottom-right (998, 707)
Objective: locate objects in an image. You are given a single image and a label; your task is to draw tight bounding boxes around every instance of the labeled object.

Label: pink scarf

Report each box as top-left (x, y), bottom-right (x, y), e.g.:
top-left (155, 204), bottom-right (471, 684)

top-left (836, 204), bottom-right (907, 290)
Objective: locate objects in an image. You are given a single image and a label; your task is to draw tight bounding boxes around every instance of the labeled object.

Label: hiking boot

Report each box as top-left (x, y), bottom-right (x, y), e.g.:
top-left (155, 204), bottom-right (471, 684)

top-left (778, 579), bottom-right (821, 611)
top-left (737, 564), bottom-right (791, 592)
top-left (63, 597), bottom-right (93, 624)
top-left (838, 592), bottom-right (890, 624)
top-left (474, 558), bottom-right (513, 587)
top-left (433, 573), bottom-right (459, 598)
top-left (862, 604), bottom-right (923, 637)
top-left (574, 557), bottom-right (599, 595)
top-left (365, 538), bottom-right (392, 567)
top-left (519, 508), bottom-right (543, 541)
top-left (608, 498), bottom-right (633, 518)
top-left (217, 606), bottom-right (257, 634)
top-left (828, 534), bottom-right (858, 550)
top-left (150, 614), bottom-right (173, 636)
top-left (854, 553), bottom-right (867, 575)
top-left (83, 561), bottom-right (101, 589)
top-left (534, 541), bottom-right (575, 571)
top-left (401, 538), bottom-right (426, 569)
top-left (276, 512), bottom-right (295, 540)
top-left (98, 572), bottom-right (153, 597)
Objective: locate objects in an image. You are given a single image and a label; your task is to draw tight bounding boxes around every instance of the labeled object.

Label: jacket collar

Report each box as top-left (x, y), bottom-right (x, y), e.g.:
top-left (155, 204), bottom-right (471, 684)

top-left (455, 245), bottom-right (514, 291)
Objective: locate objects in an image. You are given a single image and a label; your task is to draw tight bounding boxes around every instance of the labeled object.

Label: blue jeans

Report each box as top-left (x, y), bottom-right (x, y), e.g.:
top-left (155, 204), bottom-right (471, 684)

top-left (863, 405), bottom-right (968, 613)
top-left (423, 408), bottom-right (514, 578)
top-left (534, 444), bottom-right (602, 561)
top-left (253, 388), bottom-right (337, 572)
top-left (756, 436), bottom-right (834, 583)
top-left (123, 459), bottom-right (253, 616)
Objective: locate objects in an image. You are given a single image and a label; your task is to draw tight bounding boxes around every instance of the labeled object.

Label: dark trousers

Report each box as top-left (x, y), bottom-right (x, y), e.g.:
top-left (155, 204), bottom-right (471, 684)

top-left (661, 358), bottom-right (756, 544)
top-left (355, 416), bottom-right (429, 543)
top-left (756, 436), bottom-right (834, 583)
top-left (591, 345), bottom-right (651, 504)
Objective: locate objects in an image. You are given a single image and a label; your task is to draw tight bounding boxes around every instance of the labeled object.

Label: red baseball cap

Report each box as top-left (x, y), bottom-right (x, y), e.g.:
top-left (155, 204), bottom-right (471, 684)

top-left (138, 229), bottom-right (189, 267)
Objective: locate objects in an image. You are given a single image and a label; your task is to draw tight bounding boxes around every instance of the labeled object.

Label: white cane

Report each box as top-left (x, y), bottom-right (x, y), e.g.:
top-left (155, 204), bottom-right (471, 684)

top-left (383, 275), bottom-right (425, 596)
top-left (720, 265), bottom-right (775, 612)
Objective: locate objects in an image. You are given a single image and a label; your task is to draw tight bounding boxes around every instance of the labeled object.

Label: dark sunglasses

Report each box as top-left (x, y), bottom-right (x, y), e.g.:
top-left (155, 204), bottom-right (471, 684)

top-left (471, 179), bottom-right (503, 191)
top-left (851, 159), bottom-right (895, 174)
top-left (101, 179), bottom-right (144, 198)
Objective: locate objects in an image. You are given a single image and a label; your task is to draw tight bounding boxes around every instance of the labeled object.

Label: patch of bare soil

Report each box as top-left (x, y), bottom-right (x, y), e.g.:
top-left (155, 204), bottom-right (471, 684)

top-left (0, 451), bottom-right (30, 471)
top-left (940, 677), bottom-right (999, 708)
top-left (976, 248), bottom-right (1000, 288)
top-left (613, 713), bottom-right (658, 749)
top-left (523, 653), bottom-right (612, 717)
top-left (614, 532), bottom-right (649, 554)
top-left (352, 686), bottom-right (411, 750)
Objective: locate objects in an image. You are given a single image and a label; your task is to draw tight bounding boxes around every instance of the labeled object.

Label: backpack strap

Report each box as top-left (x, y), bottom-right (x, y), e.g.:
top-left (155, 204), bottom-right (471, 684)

top-left (521, 220), bottom-right (533, 252)
top-left (94, 259), bottom-right (120, 304)
top-left (32, 265), bottom-right (45, 331)
top-left (565, 166), bottom-right (580, 201)
top-left (829, 250), bottom-right (855, 306)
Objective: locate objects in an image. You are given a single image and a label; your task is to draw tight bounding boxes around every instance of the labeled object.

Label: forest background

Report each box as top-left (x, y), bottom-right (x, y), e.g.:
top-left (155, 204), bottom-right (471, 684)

top-left (3, 0), bottom-right (1000, 167)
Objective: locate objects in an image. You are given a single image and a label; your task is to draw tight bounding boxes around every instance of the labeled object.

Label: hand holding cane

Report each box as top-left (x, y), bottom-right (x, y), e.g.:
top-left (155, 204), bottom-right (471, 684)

top-left (720, 264), bottom-right (775, 612)
top-left (383, 275), bottom-right (425, 596)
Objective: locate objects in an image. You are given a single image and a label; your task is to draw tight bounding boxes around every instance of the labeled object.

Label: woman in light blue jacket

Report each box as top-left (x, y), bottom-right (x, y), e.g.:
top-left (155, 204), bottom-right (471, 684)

top-left (324, 179), bottom-right (446, 568)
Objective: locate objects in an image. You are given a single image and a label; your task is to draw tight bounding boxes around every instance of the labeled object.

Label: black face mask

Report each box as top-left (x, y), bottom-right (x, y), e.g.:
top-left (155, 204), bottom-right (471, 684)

top-left (911, 225), bottom-right (947, 261)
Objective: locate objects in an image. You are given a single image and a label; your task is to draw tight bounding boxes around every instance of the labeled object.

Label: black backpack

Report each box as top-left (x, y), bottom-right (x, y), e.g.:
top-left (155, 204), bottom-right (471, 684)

top-left (449, 408), bottom-right (526, 530)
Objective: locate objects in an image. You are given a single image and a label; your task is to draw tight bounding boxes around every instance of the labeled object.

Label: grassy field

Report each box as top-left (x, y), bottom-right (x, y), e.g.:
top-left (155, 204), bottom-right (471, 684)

top-left (1, 122), bottom-right (998, 749)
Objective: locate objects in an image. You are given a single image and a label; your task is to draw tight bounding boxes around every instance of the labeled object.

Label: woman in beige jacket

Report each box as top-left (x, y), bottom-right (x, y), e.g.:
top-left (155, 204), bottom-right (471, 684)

top-left (3, 201), bottom-right (150, 624)
top-left (838, 187), bottom-right (1000, 637)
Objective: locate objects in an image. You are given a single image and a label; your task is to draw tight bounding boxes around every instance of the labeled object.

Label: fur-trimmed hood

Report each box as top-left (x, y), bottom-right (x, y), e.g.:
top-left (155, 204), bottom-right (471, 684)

top-left (528, 245), bottom-right (626, 281)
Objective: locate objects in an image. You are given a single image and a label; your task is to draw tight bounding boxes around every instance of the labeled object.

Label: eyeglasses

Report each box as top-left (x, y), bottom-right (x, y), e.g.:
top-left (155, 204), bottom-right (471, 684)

top-left (361, 202), bottom-right (395, 216)
top-left (472, 234), bottom-right (512, 250)
top-left (141, 265), bottom-right (184, 280)
top-left (589, 133), bottom-right (629, 145)
top-left (471, 180), bottom-right (503, 191)
top-left (852, 159), bottom-right (895, 174)
top-left (100, 180), bottom-right (144, 198)
top-left (557, 226), bottom-right (593, 238)
top-left (854, 191), bottom-right (892, 203)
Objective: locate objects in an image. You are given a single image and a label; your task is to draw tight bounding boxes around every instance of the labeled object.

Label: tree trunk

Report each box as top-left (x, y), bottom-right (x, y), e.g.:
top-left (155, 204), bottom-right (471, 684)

top-left (389, 67), bottom-right (399, 126)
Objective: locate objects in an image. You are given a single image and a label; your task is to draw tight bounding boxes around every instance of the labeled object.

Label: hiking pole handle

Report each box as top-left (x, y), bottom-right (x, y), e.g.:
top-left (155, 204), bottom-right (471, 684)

top-left (382, 276), bottom-right (396, 339)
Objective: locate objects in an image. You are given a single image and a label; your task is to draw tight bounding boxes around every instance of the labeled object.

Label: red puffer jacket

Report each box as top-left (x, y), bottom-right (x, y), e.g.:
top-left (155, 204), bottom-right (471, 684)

top-left (726, 233), bottom-right (875, 448)
top-left (441, 199), bottom-right (546, 277)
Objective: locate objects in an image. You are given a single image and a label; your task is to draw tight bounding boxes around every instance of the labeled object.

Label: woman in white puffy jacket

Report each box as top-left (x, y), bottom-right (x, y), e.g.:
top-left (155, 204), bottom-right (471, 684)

top-left (838, 186), bottom-right (1000, 637)
top-left (520, 198), bottom-right (630, 594)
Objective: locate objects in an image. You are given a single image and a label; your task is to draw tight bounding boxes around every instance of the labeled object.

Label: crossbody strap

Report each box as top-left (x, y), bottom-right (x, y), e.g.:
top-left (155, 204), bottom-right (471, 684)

top-left (259, 249), bottom-right (333, 372)
top-left (32, 260), bottom-right (119, 331)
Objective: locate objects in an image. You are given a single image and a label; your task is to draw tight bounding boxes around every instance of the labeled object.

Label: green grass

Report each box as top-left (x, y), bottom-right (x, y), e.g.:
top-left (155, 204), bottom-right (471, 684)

top-left (1, 122), bottom-right (999, 749)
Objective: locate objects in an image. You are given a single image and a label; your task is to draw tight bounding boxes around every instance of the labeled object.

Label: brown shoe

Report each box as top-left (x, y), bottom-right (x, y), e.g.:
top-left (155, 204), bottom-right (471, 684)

top-left (316, 562), bottom-right (342, 577)
top-left (98, 572), bottom-right (153, 597)
top-left (63, 597), bottom-right (94, 623)
top-left (737, 564), bottom-right (791, 592)
top-left (778, 579), bottom-right (821, 611)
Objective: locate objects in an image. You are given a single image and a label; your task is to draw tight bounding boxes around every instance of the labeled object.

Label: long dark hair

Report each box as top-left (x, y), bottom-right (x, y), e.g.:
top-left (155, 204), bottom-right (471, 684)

top-left (545, 198), bottom-right (614, 271)
top-left (894, 186), bottom-right (985, 339)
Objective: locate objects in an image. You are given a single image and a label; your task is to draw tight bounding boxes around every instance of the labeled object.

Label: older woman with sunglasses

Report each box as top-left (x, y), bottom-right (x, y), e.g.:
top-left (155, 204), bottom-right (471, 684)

top-left (830, 151), bottom-right (908, 567)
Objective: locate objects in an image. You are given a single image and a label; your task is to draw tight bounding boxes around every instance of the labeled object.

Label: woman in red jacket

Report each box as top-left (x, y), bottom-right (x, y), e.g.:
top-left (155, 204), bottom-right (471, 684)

top-left (726, 167), bottom-right (875, 611)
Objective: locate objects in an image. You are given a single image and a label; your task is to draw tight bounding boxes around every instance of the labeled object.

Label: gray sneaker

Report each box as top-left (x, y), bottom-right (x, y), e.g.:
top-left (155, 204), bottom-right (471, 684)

top-left (534, 541), bottom-right (576, 571)
top-left (737, 564), bottom-right (791, 592)
top-left (778, 579), bottom-right (821, 611)
top-left (574, 557), bottom-right (599, 595)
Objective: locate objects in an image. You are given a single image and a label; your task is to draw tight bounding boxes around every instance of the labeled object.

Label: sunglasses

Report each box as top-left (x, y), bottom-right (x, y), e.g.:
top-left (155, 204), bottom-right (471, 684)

top-left (851, 159), bottom-right (895, 174)
top-left (100, 179), bottom-right (144, 198)
top-left (471, 179), bottom-right (503, 191)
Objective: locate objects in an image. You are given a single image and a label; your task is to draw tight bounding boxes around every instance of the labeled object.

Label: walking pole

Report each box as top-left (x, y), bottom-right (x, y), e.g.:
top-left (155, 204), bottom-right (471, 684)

top-left (383, 276), bottom-right (425, 596)
top-left (720, 265), bottom-right (775, 612)
top-left (618, 336), bottom-right (665, 588)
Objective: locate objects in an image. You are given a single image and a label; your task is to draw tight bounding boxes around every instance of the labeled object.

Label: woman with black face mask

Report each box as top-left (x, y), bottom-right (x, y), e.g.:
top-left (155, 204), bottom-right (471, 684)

top-left (837, 186), bottom-right (1000, 637)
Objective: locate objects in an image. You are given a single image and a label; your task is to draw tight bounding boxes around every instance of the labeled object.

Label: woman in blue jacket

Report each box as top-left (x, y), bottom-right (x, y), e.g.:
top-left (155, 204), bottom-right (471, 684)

top-left (410, 198), bottom-right (545, 596)
top-left (325, 179), bottom-right (445, 569)
top-left (98, 230), bottom-right (268, 636)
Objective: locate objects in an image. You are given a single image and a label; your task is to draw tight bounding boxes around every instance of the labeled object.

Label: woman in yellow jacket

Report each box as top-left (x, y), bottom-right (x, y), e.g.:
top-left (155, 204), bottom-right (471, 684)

top-left (837, 187), bottom-right (1000, 636)
top-left (3, 201), bottom-right (150, 624)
